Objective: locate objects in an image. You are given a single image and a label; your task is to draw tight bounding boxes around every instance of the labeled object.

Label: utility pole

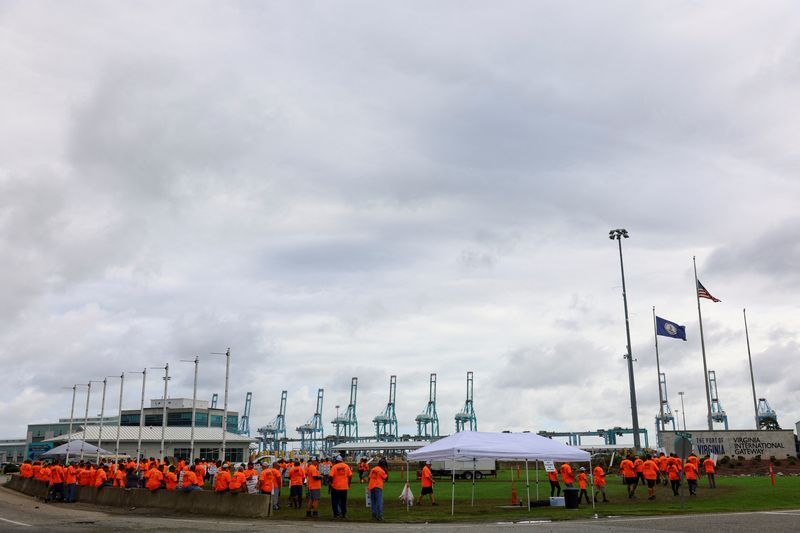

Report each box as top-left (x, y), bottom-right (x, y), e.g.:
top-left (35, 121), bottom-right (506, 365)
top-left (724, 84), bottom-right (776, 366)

top-left (64, 385), bottom-right (79, 464)
top-left (96, 378), bottom-right (108, 464)
top-left (181, 356), bottom-right (200, 462)
top-left (114, 373), bottom-right (125, 458)
top-left (211, 348), bottom-right (231, 462)
top-left (150, 363), bottom-right (170, 463)
top-left (79, 381), bottom-right (94, 461)
top-left (609, 228), bottom-right (641, 448)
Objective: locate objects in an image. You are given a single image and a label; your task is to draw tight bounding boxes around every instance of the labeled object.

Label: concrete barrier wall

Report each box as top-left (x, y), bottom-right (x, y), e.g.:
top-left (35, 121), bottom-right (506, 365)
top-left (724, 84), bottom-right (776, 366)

top-left (4, 476), bottom-right (272, 518)
top-left (661, 430), bottom-right (797, 459)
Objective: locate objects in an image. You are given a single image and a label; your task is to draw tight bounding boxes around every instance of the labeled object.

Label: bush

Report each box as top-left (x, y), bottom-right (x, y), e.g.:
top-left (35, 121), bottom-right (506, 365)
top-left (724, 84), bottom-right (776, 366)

top-left (788, 456), bottom-right (796, 465)
top-left (719, 455), bottom-right (731, 465)
top-left (753, 455), bottom-right (762, 462)
top-left (3, 463), bottom-right (20, 474)
top-left (737, 456), bottom-right (746, 462)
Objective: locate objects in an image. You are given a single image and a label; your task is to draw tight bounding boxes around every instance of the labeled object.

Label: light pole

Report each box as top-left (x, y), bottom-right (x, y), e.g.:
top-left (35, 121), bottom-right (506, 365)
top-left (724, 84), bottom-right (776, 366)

top-left (111, 373), bottom-right (125, 459)
top-left (80, 381), bottom-right (102, 461)
top-left (125, 369), bottom-right (147, 470)
top-left (678, 391), bottom-right (687, 430)
top-left (150, 364), bottom-right (170, 463)
top-left (335, 405), bottom-right (340, 446)
top-left (609, 228), bottom-right (641, 448)
top-left (210, 348), bottom-right (231, 463)
top-left (96, 378), bottom-right (108, 464)
top-left (63, 385), bottom-right (85, 465)
top-left (181, 356), bottom-right (199, 462)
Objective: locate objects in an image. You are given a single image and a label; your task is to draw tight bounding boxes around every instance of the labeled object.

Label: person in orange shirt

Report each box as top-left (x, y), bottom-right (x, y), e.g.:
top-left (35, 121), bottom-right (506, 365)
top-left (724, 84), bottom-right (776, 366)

top-left (703, 455), bottom-right (716, 488)
top-left (145, 464), bottom-right (163, 491)
top-left (328, 455), bottom-right (353, 519)
top-left (288, 460), bottom-right (305, 508)
top-left (229, 466), bottom-right (247, 492)
top-left (642, 454), bottom-right (659, 500)
top-left (667, 459), bottom-right (681, 496)
top-left (46, 459), bottom-right (66, 503)
top-left (214, 464), bottom-right (231, 492)
top-left (368, 462), bottom-right (388, 521)
top-left (31, 461), bottom-right (42, 480)
top-left (547, 468), bottom-right (561, 497)
top-left (243, 462), bottom-right (258, 484)
top-left (272, 462), bottom-right (283, 510)
top-left (258, 462), bottom-right (275, 510)
top-left (633, 456), bottom-right (644, 486)
top-left (684, 460), bottom-right (698, 496)
top-left (358, 458), bottom-right (369, 483)
top-left (657, 453), bottom-right (668, 486)
top-left (619, 455), bottom-right (637, 498)
top-left (560, 462), bottom-right (575, 488)
top-left (417, 460), bottom-right (436, 506)
top-left (64, 462), bottom-right (78, 503)
top-left (305, 457), bottom-right (323, 518)
top-left (577, 467), bottom-right (590, 504)
top-left (193, 459), bottom-right (206, 487)
top-left (94, 465), bottom-right (108, 488)
top-left (593, 463), bottom-right (608, 503)
top-left (113, 464), bottom-right (126, 488)
top-left (180, 467), bottom-right (201, 492)
top-left (164, 466), bottom-right (178, 490)
top-left (20, 460), bottom-right (33, 479)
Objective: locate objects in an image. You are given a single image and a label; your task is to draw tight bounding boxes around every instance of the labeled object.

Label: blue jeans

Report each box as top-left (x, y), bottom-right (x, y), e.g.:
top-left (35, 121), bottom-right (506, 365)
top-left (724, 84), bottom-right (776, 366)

top-left (65, 483), bottom-right (77, 502)
top-left (370, 488), bottom-right (384, 519)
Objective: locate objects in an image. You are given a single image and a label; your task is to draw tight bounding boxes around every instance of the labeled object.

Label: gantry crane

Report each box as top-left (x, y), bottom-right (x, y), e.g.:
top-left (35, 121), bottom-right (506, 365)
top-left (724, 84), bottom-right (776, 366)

top-left (332, 377), bottom-right (359, 441)
top-left (258, 390), bottom-right (287, 453)
top-left (654, 372), bottom-right (676, 433)
top-left (757, 398), bottom-right (780, 430)
top-left (708, 370), bottom-right (729, 430)
top-left (238, 392), bottom-right (252, 436)
top-left (455, 371), bottom-right (477, 432)
top-left (297, 389), bottom-right (324, 454)
top-left (373, 375), bottom-right (398, 441)
top-left (415, 373), bottom-right (439, 437)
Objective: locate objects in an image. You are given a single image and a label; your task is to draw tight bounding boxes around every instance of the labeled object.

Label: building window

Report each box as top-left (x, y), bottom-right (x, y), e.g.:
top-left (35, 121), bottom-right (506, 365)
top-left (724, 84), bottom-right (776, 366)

top-left (144, 414), bottom-right (164, 426)
top-left (226, 416), bottom-right (238, 432)
top-left (195, 412), bottom-right (208, 427)
top-left (225, 448), bottom-right (244, 463)
top-left (173, 447), bottom-right (192, 460)
top-left (167, 411), bottom-right (192, 427)
top-left (120, 414), bottom-right (140, 426)
top-left (210, 415), bottom-right (222, 428)
top-left (199, 448), bottom-right (219, 461)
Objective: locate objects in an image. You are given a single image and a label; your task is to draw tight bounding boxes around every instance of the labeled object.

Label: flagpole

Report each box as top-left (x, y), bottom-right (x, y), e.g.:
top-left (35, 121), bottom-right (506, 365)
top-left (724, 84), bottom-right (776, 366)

top-left (653, 307), bottom-right (665, 445)
top-left (693, 256), bottom-right (713, 430)
top-left (743, 308), bottom-right (759, 430)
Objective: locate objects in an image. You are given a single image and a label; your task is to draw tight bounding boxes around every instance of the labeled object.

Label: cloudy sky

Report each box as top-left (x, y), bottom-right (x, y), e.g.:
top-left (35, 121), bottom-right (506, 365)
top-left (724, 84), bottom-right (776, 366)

top-left (2, 1), bottom-right (799, 444)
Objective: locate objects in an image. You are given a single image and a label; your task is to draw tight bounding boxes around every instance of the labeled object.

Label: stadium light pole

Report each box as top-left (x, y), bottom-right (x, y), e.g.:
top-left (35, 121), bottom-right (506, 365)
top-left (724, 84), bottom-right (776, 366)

top-left (679, 391), bottom-right (687, 430)
top-left (210, 348), bottom-right (231, 463)
top-left (609, 228), bottom-right (641, 449)
top-left (180, 356), bottom-right (200, 462)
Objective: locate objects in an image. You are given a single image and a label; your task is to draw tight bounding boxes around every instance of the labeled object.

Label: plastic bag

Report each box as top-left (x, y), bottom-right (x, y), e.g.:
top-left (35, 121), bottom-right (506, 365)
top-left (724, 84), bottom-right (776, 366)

top-left (399, 482), bottom-right (414, 506)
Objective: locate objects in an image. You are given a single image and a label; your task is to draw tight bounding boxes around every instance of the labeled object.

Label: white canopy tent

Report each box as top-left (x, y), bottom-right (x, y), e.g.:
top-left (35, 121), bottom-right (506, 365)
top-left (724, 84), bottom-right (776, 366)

top-left (41, 440), bottom-right (114, 460)
top-left (407, 432), bottom-right (592, 514)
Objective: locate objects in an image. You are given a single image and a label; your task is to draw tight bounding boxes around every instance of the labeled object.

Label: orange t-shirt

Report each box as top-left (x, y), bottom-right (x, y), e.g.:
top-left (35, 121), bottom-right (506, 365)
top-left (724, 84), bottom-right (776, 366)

top-left (578, 472), bottom-right (588, 489)
top-left (20, 464), bottom-right (33, 478)
top-left (358, 462), bottom-right (369, 472)
top-left (684, 462), bottom-right (698, 480)
top-left (368, 466), bottom-right (388, 490)
top-left (329, 463), bottom-right (352, 490)
top-left (560, 463), bottom-right (575, 484)
top-left (703, 458), bottom-right (715, 474)
top-left (214, 470), bottom-right (231, 491)
top-left (259, 468), bottom-right (274, 492)
top-left (420, 465), bottom-right (433, 488)
top-left (165, 472), bottom-right (178, 490)
top-left (182, 469), bottom-right (198, 487)
top-left (145, 468), bottom-right (163, 491)
top-left (642, 460), bottom-right (658, 480)
top-left (547, 471), bottom-right (559, 482)
top-left (289, 466), bottom-right (305, 486)
top-left (633, 458), bottom-right (644, 473)
top-left (620, 459), bottom-right (635, 478)
top-left (668, 464), bottom-right (680, 481)
top-left (65, 465), bottom-right (77, 485)
top-left (229, 471), bottom-right (246, 491)
top-left (306, 464), bottom-right (322, 490)
top-left (593, 466), bottom-right (606, 486)
top-left (658, 456), bottom-right (668, 471)
top-left (94, 469), bottom-right (107, 487)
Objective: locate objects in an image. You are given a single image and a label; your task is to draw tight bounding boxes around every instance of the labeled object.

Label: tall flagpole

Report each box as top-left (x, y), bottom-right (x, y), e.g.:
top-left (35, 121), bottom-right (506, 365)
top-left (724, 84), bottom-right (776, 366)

top-left (743, 308), bottom-right (759, 429)
top-left (653, 307), bottom-right (665, 443)
top-left (693, 256), bottom-right (713, 430)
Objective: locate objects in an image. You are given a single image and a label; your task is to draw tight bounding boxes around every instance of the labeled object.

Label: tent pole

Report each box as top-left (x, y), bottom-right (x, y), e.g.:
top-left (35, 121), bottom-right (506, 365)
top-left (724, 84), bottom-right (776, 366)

top-left (525, 460), bottom-right (531, 511)
top-left (535, 460), bottom-right (539, 501)
top-left (471, 458), bottom-right (475, 507)
top-left (590, 456), bottom-right (595, 510)
top-left (451, 462), bottom-right (455, 516)
top-left (406, 461), bottom-right (410, 513)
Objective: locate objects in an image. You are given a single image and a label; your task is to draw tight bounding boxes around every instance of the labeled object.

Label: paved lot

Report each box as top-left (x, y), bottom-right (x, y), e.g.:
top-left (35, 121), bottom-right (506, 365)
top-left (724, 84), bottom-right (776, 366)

top-left (0, 485), bottom-right (799, 532)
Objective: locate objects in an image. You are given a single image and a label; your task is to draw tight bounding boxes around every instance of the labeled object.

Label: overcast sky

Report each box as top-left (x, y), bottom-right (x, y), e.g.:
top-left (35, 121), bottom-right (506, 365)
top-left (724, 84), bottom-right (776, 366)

top-left (1, 1), bottom-right (799, 444)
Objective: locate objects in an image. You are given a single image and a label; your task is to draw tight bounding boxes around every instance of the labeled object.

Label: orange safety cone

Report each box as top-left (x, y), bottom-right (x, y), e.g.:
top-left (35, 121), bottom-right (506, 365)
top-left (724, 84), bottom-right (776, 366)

top-left (511, 477), bottom-right (519, 505)
top-left (769, 463), bottom-right (775, 486)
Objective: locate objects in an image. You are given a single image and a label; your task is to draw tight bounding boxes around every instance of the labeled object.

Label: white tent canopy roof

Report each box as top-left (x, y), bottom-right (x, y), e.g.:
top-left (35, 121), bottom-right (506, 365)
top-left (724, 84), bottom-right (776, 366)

top-left (41, 440), bottom-right (113, 457)
top-left (407, 431), bottom-right (591, 462)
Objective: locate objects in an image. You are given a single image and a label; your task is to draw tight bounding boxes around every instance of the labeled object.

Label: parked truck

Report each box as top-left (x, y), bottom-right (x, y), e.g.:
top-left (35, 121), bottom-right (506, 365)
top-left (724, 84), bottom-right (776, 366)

top-left (429, 458), bottom-right (496, 479)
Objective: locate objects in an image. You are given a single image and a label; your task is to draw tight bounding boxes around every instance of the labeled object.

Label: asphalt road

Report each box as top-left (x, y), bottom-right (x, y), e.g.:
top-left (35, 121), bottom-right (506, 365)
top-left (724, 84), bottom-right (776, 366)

top-left (0, 485), bottom-right (798, 532)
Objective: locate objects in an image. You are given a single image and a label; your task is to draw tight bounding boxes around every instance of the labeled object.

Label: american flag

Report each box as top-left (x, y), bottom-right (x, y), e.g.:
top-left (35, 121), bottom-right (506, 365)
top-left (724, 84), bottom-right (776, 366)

top-left (697, 280), bottom-right (721, 302)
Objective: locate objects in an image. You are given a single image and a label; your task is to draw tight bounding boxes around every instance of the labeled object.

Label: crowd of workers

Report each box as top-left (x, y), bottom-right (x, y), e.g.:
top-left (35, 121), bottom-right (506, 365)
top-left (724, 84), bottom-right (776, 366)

top-left (547, 452), bottom-right (716, 503)
top-left (16, 450), bottom-right (718, 518)
top-left (19, 454), bottom-right (395, 521)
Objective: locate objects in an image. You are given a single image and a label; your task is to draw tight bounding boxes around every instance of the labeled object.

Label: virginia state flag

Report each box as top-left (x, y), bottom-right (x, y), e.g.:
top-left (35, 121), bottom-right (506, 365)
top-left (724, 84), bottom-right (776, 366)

top-left (656, 316), bottom-right (687, 341)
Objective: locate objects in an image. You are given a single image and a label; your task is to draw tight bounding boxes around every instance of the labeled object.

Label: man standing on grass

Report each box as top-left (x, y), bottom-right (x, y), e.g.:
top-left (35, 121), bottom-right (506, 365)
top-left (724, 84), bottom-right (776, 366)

top-left (703, 455), bottom-right (716, 488)
top-left (619, 455), bottom-right (638, 499)
top-left (328, 455), bottom-right (352, 519)
top-left (560, 462), bottom-right (575, 488)
top-left (548, 468), bottom-right (561, 497)
top-left (684, 460), bottom-right (699, 496)
top-left (417, 461), bottom-right (437, 506)
top-left (593, 463), bottom-right (608, 502)
top-left (305, 457), bottom-right (323, 518)
top-left (368, 461), bottom-right (388, 521)
top-left (642, 454), bottom-right (658, 500)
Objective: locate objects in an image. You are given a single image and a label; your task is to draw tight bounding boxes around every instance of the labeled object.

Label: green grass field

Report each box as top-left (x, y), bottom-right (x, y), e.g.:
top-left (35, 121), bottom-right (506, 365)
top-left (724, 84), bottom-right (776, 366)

top-left (272, 469), bottom-right (800, 523)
